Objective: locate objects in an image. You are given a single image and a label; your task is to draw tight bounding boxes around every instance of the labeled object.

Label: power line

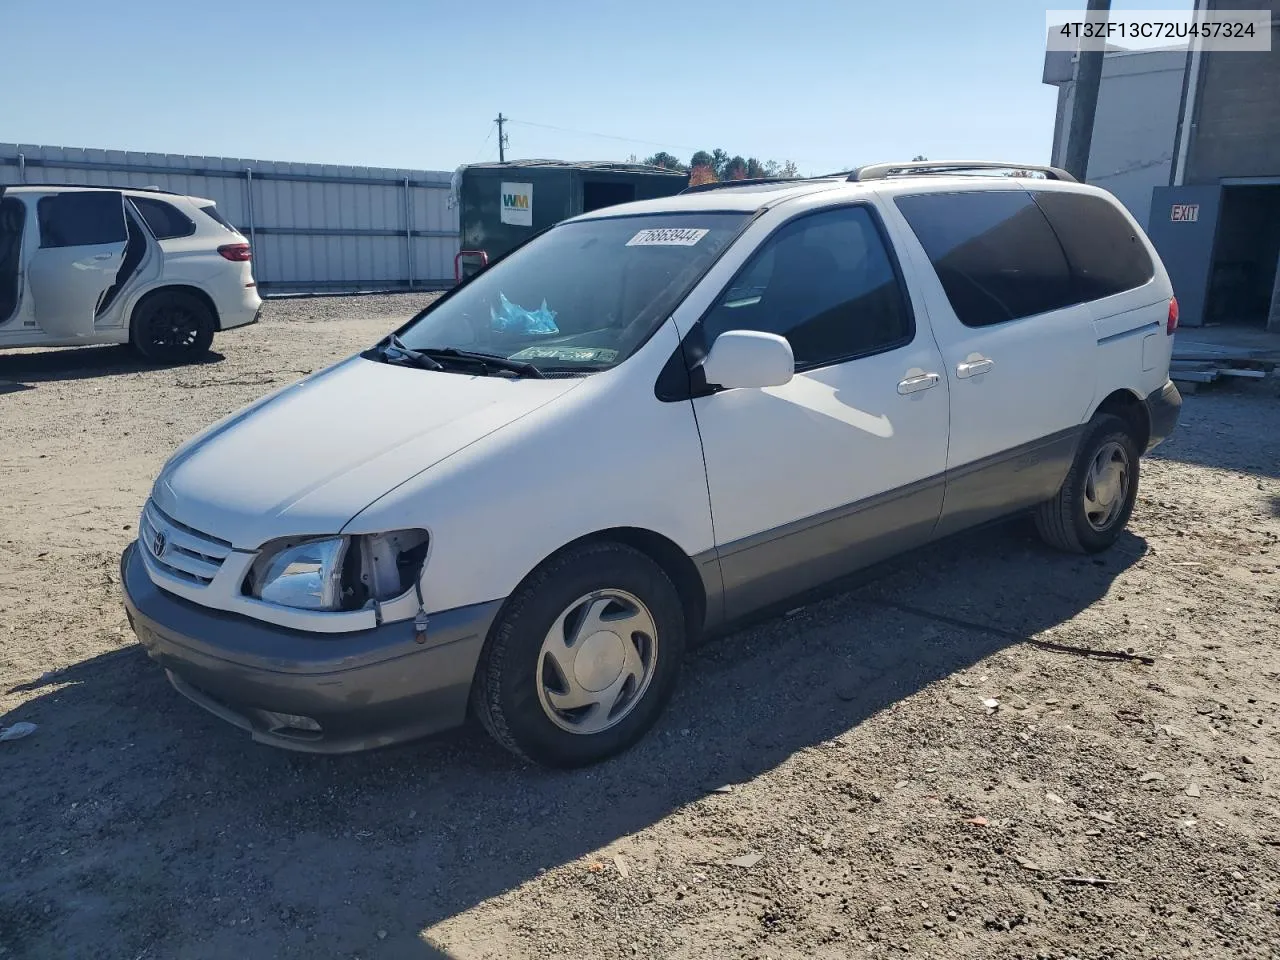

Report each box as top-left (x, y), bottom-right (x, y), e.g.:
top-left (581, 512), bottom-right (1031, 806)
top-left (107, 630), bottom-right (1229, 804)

top-left (506, 118), bottom-right (698, 154)
top-left (471, 123), bottom-right (496, 163)
top-left (503, 117), bottom-right (832, 174)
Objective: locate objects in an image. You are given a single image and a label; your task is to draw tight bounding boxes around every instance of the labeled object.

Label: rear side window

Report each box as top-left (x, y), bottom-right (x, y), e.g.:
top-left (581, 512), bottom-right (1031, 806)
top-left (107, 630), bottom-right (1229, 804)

top-left (199, 204), bottom-right (237, 233)
top-left (130, 197), bottom-right (196, 240)
top-left (702, 205), bottom-right (914, 369)
top-left (1032, 191), bottom-right (1154, 300)
top-left (37, 191), bottom-right (127, 248)
top-left (895, 191), bottom-right (1075, 328)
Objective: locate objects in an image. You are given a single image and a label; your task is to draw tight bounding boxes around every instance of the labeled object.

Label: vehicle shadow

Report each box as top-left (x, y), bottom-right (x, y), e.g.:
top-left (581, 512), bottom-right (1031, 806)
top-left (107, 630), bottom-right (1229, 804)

top-left (0, 523), bottom-right (1144, 960)
top-left (0, 345), bottom-right (225, 384)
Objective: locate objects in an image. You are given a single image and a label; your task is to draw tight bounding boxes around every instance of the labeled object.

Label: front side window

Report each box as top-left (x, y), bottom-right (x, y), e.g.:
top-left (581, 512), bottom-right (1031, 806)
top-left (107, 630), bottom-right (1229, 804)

top-left (36, 191), bottom-right (126, 248)
top-left (701, 205), bottom-right (913, 369)
top-left (394, 213), bottom-right (747, 373)
top-left (895, 190), bottom-right (1075, 328)
top-left (130, 197), bottom-right (197, 240)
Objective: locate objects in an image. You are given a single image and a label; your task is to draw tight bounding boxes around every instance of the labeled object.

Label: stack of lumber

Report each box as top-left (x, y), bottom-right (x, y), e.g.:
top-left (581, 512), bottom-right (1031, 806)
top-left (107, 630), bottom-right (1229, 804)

top-left (1170, 338), bottom-right (1279, 389)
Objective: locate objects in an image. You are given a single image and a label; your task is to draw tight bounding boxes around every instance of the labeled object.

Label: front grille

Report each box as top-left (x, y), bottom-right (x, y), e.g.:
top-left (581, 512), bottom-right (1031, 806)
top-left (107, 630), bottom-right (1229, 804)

top-left (139, 500), bottom-right (232, 586)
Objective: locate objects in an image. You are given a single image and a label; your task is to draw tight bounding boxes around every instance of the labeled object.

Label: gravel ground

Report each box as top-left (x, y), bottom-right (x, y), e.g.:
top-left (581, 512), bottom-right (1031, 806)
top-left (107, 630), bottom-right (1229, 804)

top-left (1, 295), bottom-right (1278, 960)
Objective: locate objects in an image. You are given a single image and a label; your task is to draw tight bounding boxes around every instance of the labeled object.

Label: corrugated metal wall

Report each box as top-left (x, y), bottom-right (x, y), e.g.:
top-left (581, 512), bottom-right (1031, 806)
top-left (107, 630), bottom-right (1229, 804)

top-left (0, 142), bottom-right (460, 294)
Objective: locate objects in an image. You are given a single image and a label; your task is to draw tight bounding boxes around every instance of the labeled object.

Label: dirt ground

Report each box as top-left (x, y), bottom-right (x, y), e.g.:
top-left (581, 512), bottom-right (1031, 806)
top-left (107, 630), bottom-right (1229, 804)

top-left (1, 295), bottom-right (1278, 960)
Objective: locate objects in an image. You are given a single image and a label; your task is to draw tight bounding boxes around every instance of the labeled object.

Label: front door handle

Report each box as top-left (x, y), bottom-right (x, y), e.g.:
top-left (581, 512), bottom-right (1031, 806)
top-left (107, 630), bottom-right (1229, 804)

top-left (956, 357), bottom-right (994, 379)
top-left (897, 372), bottom-right (941, 395)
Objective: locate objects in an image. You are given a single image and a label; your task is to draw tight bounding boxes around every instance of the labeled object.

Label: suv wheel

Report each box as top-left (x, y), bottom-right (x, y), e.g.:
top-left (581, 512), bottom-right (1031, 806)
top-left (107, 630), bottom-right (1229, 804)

top-left (130, 290), bottom-right (215, 364)
top-left (472, 541), bottom-right (686, 767)
top-left (1035, 413), bottom-right (1140, 554)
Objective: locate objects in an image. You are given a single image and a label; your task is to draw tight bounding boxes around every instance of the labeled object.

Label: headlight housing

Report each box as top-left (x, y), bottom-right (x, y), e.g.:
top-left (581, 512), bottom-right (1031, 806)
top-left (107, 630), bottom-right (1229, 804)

top-left (245, 530), bottom-right (428, 612)
top-left (252, 537), bottom-right (349, 610)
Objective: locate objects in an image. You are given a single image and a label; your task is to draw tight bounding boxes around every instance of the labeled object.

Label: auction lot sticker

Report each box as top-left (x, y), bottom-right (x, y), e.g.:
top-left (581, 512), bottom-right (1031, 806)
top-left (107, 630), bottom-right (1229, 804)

top-left (626, 228), bottom-right (709, 247)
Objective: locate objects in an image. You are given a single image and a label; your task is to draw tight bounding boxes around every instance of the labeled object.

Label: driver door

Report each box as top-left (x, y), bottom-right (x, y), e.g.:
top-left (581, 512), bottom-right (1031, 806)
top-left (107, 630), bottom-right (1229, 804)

top-left (28, 191), bottom-right (127, 339)
top-left (691, 204), bottom-right (950, 620)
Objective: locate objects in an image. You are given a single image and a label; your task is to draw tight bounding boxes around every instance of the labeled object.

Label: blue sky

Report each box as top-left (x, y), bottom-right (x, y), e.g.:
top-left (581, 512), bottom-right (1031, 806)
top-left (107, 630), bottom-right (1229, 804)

top-left (3, 0), bottom-right (1191, 176)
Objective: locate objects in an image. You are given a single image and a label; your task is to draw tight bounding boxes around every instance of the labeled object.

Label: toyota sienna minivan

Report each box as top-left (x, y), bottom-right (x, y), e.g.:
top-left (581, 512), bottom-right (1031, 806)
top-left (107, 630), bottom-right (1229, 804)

top-left (121, 161), bottom-right (1182, 767)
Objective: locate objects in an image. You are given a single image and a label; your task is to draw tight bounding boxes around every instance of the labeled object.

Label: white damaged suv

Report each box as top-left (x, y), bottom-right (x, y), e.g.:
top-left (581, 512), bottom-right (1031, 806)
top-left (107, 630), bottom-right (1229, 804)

top-left (0, 184), bottom-right (260, 362)
top-left (121, 161), bottom-right (1181, 766)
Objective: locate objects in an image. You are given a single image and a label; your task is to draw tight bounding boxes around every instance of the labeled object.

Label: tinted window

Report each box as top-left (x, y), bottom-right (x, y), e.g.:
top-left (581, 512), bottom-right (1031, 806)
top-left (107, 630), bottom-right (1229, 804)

top-left (37, 192), bottom-right (126, 248)
top-left (200, 204), bottom-right (237, 233)
top-left (1032, 191), bottom-right (1154, 300)
top-left (895, 191), bottom-right (1075, 327)
top-left (702, 206), bottom-right (913, 369)
top-left (130, 196), bottom-right (196, 240)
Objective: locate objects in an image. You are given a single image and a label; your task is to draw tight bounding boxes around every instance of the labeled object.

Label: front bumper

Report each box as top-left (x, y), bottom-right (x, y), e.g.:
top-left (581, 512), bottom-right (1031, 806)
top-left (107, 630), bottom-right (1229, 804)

top-left (1144, 379), bottom-right (1182, 452)
top-left (120, 542), bottom-right (502, 754)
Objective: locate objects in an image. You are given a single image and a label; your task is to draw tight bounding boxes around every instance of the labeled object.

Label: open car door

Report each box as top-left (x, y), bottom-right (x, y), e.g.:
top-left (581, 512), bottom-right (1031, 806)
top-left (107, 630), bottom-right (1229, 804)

top-left (27, 190), bottom-right (127, 338)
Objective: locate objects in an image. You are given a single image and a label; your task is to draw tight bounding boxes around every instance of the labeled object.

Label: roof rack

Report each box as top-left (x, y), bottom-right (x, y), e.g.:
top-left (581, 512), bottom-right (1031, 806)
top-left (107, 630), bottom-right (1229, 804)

top-left (847, 161), bottom-right (1077, 182)
top-left (679, 175), bottom-right (842, 195)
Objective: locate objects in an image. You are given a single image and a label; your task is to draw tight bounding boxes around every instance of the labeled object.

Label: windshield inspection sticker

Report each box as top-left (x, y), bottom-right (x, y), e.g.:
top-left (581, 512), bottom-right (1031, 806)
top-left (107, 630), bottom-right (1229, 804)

top-left (626, 227), bottom-right (709, 247)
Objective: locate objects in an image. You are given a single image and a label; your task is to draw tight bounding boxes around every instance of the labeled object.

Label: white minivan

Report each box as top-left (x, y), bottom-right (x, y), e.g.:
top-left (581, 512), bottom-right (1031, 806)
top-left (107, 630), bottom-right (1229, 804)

top-left (121, 161), bottom-right (1182, 767)
top-left (0, 184), bottom-right (260, 362)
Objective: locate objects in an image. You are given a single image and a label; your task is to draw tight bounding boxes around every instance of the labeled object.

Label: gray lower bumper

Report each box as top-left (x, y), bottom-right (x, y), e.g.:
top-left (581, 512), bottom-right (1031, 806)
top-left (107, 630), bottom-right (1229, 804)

top-left (1144, 379), bottom-right (1182, 452)
top-left (120, 542), bottom-right (502, 754)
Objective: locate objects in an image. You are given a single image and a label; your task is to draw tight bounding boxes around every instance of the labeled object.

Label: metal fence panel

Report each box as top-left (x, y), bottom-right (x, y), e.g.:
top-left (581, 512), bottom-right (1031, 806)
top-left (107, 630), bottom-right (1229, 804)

top-left (0, 142), bottom-right (459, 294)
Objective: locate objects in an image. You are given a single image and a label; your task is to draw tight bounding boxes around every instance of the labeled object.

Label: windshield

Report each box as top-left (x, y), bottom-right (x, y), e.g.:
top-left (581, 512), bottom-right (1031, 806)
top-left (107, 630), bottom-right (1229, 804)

top-left (394, 212), bottom-right (747, 373)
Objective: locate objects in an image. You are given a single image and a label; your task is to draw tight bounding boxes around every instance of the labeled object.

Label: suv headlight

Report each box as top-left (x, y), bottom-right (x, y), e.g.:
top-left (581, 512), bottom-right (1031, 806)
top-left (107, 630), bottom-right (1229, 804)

top-left (245, 530), bottom-right (429, 612)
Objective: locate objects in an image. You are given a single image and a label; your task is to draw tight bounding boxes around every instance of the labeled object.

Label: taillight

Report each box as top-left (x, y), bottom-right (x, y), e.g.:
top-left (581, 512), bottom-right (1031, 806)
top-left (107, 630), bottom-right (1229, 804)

top-left (1167, 296), bottom-right (1179, 335)
top-left (218, 243), bottom-right (251, 262)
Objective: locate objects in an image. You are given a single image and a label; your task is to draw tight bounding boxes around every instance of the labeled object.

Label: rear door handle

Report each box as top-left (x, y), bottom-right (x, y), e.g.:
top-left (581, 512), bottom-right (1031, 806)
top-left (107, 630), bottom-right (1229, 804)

top-left (956, 357), bottom-right (994, 379)
top-left (897, 372), bottom-right (940, 395)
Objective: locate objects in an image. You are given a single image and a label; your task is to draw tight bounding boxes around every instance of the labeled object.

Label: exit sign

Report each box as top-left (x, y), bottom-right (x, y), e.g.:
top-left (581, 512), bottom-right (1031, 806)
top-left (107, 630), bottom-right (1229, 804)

top-left (1171, 203), bottom-right (1200, 222)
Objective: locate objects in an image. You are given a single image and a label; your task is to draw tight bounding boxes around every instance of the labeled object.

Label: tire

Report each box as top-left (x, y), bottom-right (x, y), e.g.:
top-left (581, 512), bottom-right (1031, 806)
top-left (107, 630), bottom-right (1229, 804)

top-left (130, 290), bottom-right (215, 364)
top-left (472, 541), bottom-right (687, 767)
top-left (1035, 413), bottom-right (1140, 554)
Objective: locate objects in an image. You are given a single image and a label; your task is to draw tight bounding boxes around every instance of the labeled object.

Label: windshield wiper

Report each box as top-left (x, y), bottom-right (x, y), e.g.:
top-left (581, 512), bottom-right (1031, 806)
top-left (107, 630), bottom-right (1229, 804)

top-left (416, 346), bottom-right (546, 379)
top-left (373, 336), bottom-right (546, 378)
top-left (376, 334), bottom-right (444, 371)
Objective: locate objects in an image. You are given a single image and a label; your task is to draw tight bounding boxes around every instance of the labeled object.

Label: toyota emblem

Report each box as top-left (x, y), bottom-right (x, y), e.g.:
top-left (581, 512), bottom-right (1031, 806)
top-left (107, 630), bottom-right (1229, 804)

top-left (152, 531), bottom-right (167, 557)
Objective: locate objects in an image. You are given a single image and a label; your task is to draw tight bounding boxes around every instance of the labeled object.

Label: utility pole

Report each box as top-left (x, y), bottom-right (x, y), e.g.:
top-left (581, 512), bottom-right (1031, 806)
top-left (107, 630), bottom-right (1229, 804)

top-left (1064, 0), bottom-right (1111, 182)
top-left (495, 113), bottom-right (509, 163)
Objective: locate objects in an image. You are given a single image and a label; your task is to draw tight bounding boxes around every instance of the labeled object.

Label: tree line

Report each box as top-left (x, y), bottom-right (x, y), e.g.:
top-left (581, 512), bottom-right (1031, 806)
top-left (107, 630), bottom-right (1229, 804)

top-left (639, 152), bottom-right (935, 182)
top-left (642, 150), bottom-right (799, 184)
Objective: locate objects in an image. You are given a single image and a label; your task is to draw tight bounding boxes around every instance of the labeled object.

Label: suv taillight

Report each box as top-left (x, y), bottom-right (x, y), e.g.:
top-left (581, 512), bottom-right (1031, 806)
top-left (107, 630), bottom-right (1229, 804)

top-left (1167, 296), bottom-right (1179, 335)
top-left (218, 243), bottom-right (251, 262)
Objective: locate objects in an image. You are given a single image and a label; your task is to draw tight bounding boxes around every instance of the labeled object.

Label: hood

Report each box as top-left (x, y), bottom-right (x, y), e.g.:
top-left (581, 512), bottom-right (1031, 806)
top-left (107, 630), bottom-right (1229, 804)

top-left (151, 355), bottom-right (582, 548)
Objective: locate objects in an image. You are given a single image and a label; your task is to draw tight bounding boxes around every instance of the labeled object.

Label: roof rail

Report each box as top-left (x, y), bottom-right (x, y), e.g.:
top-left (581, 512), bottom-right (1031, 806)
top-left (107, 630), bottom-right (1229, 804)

top-left (0, 182), bottom-right (183, 195)
top-left (847, 161), bottom-right (1077, 183)
top-left (680, 176), bottom-right (803, 194)
top-left (679, 175), bottom-right (843, 195)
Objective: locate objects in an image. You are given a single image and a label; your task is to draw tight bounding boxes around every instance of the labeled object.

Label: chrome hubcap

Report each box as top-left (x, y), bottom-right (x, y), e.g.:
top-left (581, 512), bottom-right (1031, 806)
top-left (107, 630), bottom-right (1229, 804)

top-left (1084, 440), bottom-right (1130, 531)
top-left (536, 589), bottom-right (658, 736)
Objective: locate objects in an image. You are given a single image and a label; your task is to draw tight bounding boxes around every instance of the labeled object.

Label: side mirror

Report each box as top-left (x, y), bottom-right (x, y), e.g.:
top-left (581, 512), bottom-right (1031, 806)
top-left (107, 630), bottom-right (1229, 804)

top-left (700, 330), bottom-right (794, 390)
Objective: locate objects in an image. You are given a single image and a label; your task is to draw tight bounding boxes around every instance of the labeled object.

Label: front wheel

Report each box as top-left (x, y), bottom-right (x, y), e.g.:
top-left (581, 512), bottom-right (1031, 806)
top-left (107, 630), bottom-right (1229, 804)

top-left (1035, 413), bottom-right (1140, 554)
top-left (472, 541), bottom-right (687, 767)
top-left (130, 290), bottom-right (215, 364)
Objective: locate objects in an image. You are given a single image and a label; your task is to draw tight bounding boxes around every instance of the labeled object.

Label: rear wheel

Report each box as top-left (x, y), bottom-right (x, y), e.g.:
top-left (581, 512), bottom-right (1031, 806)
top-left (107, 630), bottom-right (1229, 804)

top-left (472, 541), bottom-right (686, 767)
top-left (1035, 414), bottom-right (1140, 554)
top-left (130, 290), bottom-right (215, 364)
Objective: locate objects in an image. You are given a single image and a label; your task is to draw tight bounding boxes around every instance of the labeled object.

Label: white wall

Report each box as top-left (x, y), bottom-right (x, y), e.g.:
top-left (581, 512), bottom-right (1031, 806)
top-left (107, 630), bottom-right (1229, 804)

top-left (1048, 48), bottom-right (1187, 229)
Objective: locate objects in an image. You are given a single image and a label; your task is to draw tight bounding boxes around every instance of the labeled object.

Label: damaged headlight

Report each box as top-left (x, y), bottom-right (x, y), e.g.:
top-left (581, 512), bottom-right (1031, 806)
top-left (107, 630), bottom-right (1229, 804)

top-left (246, 530), bottom-right (428, 612)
